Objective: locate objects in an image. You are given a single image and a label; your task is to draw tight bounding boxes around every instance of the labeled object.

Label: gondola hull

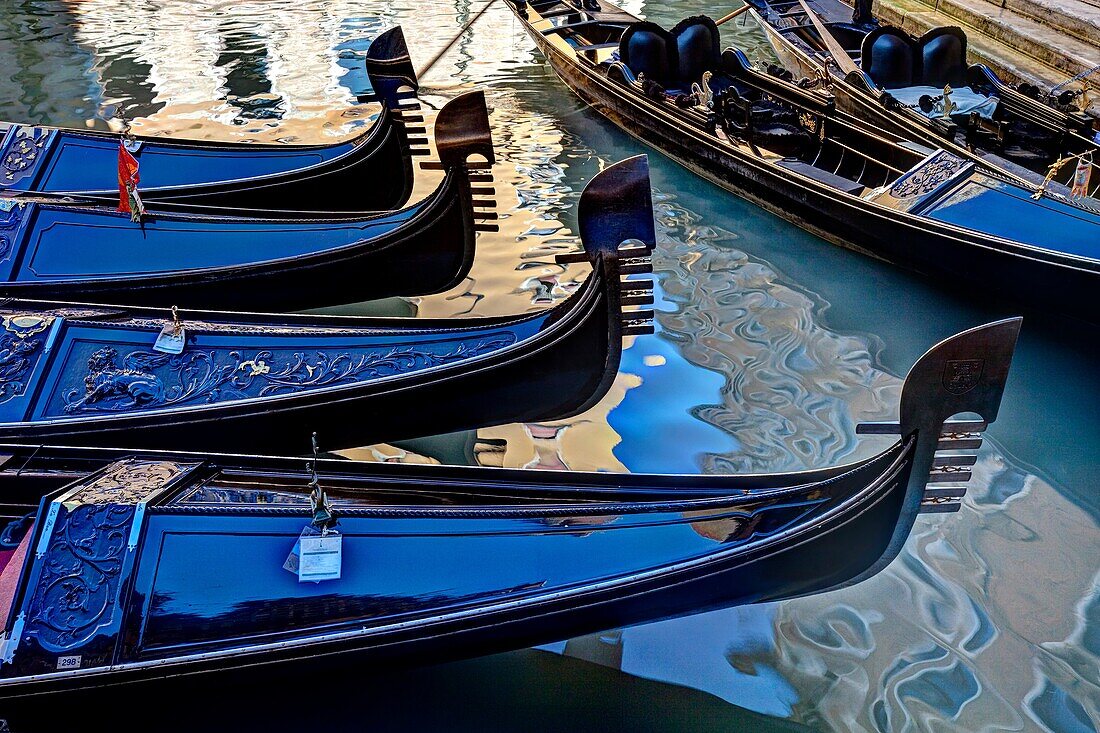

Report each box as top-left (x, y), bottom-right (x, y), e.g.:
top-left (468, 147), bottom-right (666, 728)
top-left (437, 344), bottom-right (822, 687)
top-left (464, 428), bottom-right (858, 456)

top-left (745, 1), bottom-right (1099, 199)
top-left (0, 27), bottom-right (423, 212)
top-left (0, 91), bottom-right (496, 310)
top-left (506, 2), bottom-right (1099, 321)
top-left (0, 157), bottom-right (653, 453)
top-left (0, 313), bottom-right (1021, 699)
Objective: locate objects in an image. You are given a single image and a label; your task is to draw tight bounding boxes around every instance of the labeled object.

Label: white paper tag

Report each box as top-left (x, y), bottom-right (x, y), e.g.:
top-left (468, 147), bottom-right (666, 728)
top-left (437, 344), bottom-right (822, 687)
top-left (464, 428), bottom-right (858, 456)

top-left (299, 532), bottom-right (342, 583)
top-left (153, 324), bottom-right (186, 354)
top-left (282, 538), bottom-right (301, 575)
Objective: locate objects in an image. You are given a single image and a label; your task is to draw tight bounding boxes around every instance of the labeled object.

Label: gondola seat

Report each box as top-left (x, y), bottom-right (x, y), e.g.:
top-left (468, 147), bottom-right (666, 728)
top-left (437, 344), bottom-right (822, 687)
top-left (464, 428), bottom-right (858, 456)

top-left (618, 16), bottom-right (722, 92)
top-left (861, 26), bottom-right (968, 90)
top-left (619, 22), bottom-right (676, 87)
top-left (753, 123), bottom-right (816, 157)
top-left (670, 16), bottom-right (721, 88)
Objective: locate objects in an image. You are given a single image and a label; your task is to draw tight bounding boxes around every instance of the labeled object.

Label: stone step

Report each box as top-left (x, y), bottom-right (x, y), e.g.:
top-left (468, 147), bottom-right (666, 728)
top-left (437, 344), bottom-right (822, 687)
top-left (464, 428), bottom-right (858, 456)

top-left (973, 0), bottom-right (1100, 50)
top-left (902, 0), bottom-right (1099, 78)
top-left (871, 0), bottom-right (1100, 121)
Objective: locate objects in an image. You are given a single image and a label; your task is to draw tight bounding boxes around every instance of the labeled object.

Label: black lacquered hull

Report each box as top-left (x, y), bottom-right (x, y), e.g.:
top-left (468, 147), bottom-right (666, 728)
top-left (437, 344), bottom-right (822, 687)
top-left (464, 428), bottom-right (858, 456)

top-left (507, 3), bottom-right (1098, 322)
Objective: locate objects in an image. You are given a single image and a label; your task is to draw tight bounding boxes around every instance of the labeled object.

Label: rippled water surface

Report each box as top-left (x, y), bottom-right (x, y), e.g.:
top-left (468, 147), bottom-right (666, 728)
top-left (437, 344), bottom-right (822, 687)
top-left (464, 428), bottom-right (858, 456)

top-left (1, 1), bottom-right (1097, 730)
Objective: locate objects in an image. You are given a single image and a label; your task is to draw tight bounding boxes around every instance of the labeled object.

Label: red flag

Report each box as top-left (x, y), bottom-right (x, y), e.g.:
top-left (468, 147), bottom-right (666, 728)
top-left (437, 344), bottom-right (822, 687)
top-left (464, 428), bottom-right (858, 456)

top-left (117, 142), bottom-right (143, 221)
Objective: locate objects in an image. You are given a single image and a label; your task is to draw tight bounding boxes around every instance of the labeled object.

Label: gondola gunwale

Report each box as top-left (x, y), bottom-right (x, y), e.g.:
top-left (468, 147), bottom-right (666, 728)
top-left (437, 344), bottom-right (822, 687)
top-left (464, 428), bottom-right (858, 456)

top-left (0, 261), bottom-right (607, 430)
top-left (0, 436), bottom-right (914, 691)
top-left (505, 0), bottom-right (1099, 315)
top-left (1, 166), bottom-right (463, 282)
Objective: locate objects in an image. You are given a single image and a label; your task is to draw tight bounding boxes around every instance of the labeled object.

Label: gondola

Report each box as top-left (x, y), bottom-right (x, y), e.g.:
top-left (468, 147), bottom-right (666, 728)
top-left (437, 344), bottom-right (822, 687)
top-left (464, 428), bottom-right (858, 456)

top-left (744, 0), bottom-right (1099, 204)
top-left (0, 312), bottom-right (1021, 698)
top-left (0, 26), bottom-right (424, 213)
top-left (0, 90), bottom-right (497, 310)
top-left (505, 0), bottom-right (1100, 321)
top-left (0, 156), bottom-right (655, 454)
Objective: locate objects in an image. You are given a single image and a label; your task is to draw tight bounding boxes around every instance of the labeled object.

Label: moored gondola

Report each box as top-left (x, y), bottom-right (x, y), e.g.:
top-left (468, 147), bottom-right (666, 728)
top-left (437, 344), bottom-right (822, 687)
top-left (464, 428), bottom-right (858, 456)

top-left (0, 90), bottom-right (497, 310)
top-left (505, 0), bottom-right (1100, 321)
top-left (744, 0), bottom-right (1100, 204)
top-left (0, 26), bottom-right (425, 213)
top-left (0, 156), bottom-right (656, 453)
top-left (0, 311), bottom-right (1021, 698)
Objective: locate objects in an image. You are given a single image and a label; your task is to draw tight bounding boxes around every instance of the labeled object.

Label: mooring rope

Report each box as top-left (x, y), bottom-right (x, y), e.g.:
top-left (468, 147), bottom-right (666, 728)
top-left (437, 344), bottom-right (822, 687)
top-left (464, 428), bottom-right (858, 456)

top-left (416, 0), bottom-right (499, 79)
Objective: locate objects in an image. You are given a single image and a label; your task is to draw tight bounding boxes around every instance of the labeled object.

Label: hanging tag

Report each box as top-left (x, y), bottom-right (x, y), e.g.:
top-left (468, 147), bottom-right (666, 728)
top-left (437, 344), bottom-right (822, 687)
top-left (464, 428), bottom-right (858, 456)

top-left (299, 530), bottom-right (342, 583)
top-left (153, 325), bottom-right (185, 354)
top-left (283, 525), bottom-right (319, 576)
top-left (153, 305), bottom-right (186, 354)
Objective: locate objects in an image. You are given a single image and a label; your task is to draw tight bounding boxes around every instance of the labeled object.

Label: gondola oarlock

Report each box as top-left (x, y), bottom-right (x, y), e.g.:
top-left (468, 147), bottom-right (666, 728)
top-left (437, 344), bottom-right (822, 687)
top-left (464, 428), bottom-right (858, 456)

top-left (0, 312), bottom-right (1020, 698)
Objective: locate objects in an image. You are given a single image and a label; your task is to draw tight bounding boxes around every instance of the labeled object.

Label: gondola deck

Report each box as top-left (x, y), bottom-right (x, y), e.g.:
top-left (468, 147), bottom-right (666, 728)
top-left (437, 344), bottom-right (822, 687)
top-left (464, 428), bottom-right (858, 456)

top-left (505, 0), bottom-right (1099, 321)
top-left (0, 307), bottom-right (1020, 698)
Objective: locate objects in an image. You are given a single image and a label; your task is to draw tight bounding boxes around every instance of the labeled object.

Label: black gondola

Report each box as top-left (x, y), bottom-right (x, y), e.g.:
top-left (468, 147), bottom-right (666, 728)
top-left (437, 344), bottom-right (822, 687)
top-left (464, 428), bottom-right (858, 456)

top-left (744, 0), bottom-right (1100, 203)
top-left (0, 90), bottom-right (498, 310)
top-left (0, 311), bottom-right (1020, 698)
top-left (505, 0), bottom-right (1100, 321)
top-left (0, 27), bottom-right (424, 213)
top-left (0, 156), bottom-right (656, 454)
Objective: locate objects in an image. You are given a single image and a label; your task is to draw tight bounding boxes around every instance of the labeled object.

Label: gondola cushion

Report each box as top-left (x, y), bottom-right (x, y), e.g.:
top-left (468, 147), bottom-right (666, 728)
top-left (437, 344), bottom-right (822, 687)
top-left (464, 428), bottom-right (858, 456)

top-left (670, 16), bottom-right (721, 87)
top-left (862, 28), bottom-right (915, 89)
top-left (920, 28), bottom-right (967, 89)
top-left (861, 26), bottom-right (969, 90)
top-left (619, 22), bottom-right (676, 86)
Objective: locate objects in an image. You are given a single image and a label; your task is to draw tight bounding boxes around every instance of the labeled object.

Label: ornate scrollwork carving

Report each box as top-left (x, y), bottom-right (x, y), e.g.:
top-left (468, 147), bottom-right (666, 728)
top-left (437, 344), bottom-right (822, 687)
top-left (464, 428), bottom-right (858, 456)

top-left (0, 199), bottom-right (27, 263)
top-left (22, 460), bottom-right (191, 654)
top-left (64, 458), bottom-right (191, 505)
top-left (0, 315), bottom-right (53, 405)
top-left (60, 334), bottom-right (518, 414)
top-left (24, 502), bottom-right (133, 652)
top-left (0, 127), bottom-right (52, 189)
top-left (889, 151), bottom-right (968, 199)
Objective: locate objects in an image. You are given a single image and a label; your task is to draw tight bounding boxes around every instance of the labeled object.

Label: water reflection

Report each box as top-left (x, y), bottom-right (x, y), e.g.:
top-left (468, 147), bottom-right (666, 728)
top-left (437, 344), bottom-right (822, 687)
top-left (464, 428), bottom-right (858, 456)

top-left (0, 1), bottom-right (1097, 731)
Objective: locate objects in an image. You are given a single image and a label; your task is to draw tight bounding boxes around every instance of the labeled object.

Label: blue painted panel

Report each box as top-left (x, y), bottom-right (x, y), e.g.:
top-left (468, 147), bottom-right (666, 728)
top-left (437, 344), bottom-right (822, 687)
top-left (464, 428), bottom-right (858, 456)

top-left (136, 500), bottom-right (824, 651)
top-left (33, 134), bottom-right (354, 192)
top-left (924, 177), bottom-right (1100, 259)
top-left (32, 317), bottom-right (548, 419)
top-left (13, 203), bottom-right (419, 280)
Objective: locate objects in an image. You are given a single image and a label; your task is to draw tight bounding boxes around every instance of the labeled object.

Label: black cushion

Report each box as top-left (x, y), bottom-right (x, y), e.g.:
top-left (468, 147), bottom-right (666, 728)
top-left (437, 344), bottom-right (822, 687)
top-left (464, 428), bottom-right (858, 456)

top-left (620, 22), bottom-right (676, 86)
top-left (861, 27), bottom-right (915, 89)
top-left (670, 16), bottom-right (721, 86)
top-left (919, 28), bottom-right (967, 88)
top-left (862, 25), bottom-right (971, 90)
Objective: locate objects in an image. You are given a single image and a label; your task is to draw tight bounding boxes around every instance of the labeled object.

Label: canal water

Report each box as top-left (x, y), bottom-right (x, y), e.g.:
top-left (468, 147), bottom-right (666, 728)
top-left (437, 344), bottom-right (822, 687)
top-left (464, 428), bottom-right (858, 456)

top-left (0, 1), bottom-right (1097, 730)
